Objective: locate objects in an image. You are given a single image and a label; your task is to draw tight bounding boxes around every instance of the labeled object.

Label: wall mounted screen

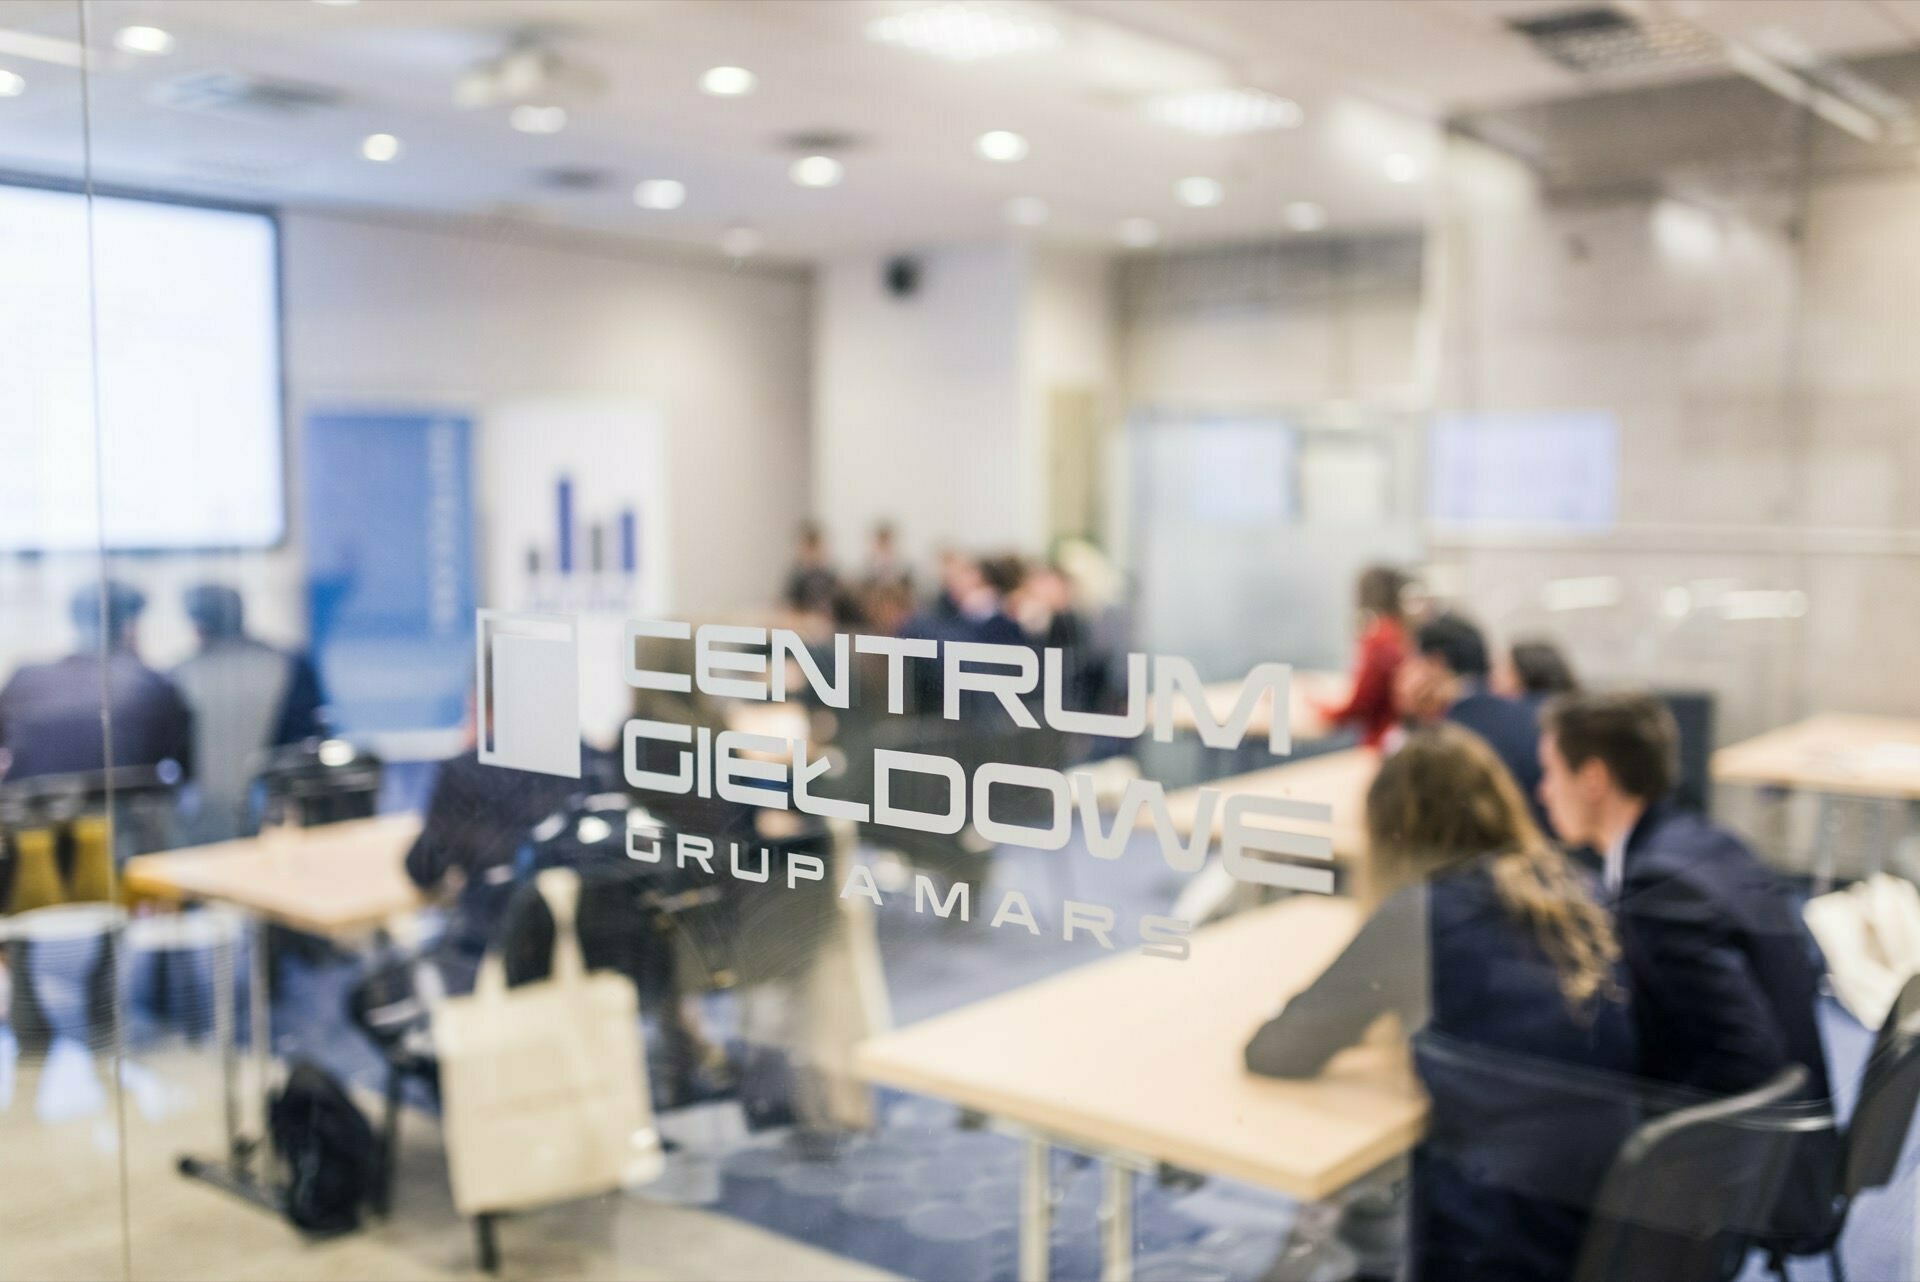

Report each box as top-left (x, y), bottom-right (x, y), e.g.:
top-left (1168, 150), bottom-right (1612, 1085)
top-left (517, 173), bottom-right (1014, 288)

top-left (0, 181), bottom-right (283, 551)
top-left (1428, 410), bottom-right (1618, 531)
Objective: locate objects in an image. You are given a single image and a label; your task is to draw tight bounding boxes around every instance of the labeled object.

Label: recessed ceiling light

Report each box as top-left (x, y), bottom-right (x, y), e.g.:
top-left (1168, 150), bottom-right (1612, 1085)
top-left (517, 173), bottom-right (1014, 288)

top-left (0, 70), bottom-right (23, 98)
top-left (975, 129), bottom-right (1029, 162)
top-left (1146, 88), bottom-right (1303, 136)
top-left (360, 132), bottom-right (402, 162)
top-left (789, 155), bottom-right (843, 188)
top-left (700, 65), bottom-right (756, 97)
top-left (313, 0), bottom-right (359, 6)
top-left (1174, 176), bottom-right (1224, 208)
top-left (1382, 152), bottom-right (1422, 183)
top-left (1004, 196), bottom-right (1048, 226)
top-left (866, 1), bottom-right (1061, 63)
top-left (721, 226), bottom-right (763, 258)
top-left (1284, 200), bottom-right (1327, 232)
top-left (633, 179), bottom-right (686, 210)
top-left (113, 26), bottom-right (174, 55)
top-left (1116, 217), bottom-right (1159, 248)
top-left (510, 104), bottom-right (567, 134)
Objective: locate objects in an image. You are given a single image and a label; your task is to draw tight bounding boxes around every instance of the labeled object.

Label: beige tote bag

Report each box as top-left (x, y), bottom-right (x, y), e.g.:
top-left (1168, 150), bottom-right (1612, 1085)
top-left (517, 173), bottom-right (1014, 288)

top-left (433, 868), bottom-right (664, 1215)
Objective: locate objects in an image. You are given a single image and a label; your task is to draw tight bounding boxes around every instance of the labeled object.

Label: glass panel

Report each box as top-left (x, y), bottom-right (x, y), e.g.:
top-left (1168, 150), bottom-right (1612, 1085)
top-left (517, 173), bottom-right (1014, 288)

top-left (7, 1), bottom-right (1908, 1278)
top-left (0, 3), bottom-right (130, 1279)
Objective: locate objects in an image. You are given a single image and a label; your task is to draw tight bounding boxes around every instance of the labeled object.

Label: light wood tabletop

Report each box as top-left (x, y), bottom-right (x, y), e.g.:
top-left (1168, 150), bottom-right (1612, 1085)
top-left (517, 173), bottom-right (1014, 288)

top-left (1712, 714), bottom-right (1920, 802)
top-left (855, 894), bottom-right (1424, 1201)
top-left (123, 813), bottom-right (424, 937)
top-left (1158, 671), bottom-right (1351, 745)
top-left (1144, 746), bottom-right (1378, 863)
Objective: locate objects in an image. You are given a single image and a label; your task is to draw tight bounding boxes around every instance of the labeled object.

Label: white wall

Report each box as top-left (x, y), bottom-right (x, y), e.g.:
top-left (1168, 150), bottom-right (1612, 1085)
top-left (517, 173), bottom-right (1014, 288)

top-left (1427, 135), bottom-right (1920, 741)
top-left (812, 243), bottom-right (1028, 569)
top-left (0, 211), bottom-right (813, 683)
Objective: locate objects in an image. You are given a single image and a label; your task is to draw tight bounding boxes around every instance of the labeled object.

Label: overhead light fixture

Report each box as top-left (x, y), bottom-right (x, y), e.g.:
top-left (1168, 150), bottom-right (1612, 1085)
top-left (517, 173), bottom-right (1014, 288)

top-left (789, 155), bottom-right (843, 188)
top-left (1146, 88), bottom-right (1302, 136)
top-left (1382, 152), bottom-right (1421, 183)
top-left (700, 65), bottom-right (756, 97)
top-left (865, 2), bottom-right (1061, 64)
top-left (1173, 176), bottom-right (1224, 208)
top-left (1004, 196), bottom-right (1048, 226)
top-left (114, 26), bottom-right (174, 56)
top-left (975, 129), bottom-right (1028, 162)
top-left (360, 132), bottom-right (402, 162)
top-left (510, 104), bottom-right (567, 134)
top-left (1283, 200), bottom-right (1326, 232)
top-left (1116, 217), bottom-right (1159, 248)
top-left (0, 69), bottom-right (23, 98)
top-left (633, 179), bottom-right (686, 210)
top-left (721, 226), bottom-right (763, 259)
top-left (313, 0), bottom-right (359, 6)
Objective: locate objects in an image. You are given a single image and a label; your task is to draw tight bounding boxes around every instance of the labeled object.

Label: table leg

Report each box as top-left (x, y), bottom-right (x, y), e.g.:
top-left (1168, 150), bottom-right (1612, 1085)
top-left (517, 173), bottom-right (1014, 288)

top-left (249, 915), bottom-right (275, 1180)
top-left (213, 910), bottom-right (240, 1166)
top-left (1814, 796), bottom-right (1837, 896)
top-left (175, 910), bottom-right (287, 1219)
top-left (1021, 1136), bottom-right (1051, 1282)
top-left (1099, 1162), bottom-right (1133, 1282)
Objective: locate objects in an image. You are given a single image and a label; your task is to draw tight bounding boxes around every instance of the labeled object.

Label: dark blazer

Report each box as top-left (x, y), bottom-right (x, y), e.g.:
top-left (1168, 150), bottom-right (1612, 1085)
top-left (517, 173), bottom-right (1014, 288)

top-left (1618, 802), bottom-right (1837, 1241)
top-left (1247, 859), bottom-right (1637, 1281)
top-left (0, 651), bottom-right (194, 781)
top-left (1444, 689), bottom-right (1548, 830)
top-left (1619, 802), bottom-right (1829, 1100)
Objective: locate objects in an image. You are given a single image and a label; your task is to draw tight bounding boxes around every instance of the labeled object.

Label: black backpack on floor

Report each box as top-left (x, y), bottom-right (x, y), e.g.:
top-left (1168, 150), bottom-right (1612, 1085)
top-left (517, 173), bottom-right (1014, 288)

top-left (269, 1059), bottom-right (380, 1234)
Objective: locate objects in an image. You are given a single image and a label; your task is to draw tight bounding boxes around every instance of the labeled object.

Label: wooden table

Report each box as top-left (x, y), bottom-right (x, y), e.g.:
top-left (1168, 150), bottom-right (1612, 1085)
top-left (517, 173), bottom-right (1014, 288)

top-left (124, 813), bottom-right (423, 935)
top-left (1159, 670), bottom-right (1351, 746)
top-left (856, 896), bottom-right (1423, 1279)
top-left (1712, 715), bottom-right (1920, 801)
top-left (1713, 714), bottom-right (1920, 889)
top-left (1147, 746), bottom-right (1377, 859)
top-left (122, 814), bottom-right (423, 1217)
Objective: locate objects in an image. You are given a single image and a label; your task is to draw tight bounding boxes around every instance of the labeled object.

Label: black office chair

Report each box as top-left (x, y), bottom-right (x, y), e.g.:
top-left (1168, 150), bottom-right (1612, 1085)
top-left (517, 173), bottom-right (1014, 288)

top-left (1573, 1064), bottom-right (1809, 1282)
top-left (1656, 689), bottom-right (1716, 817)
top-left (1763, 972), bottom-right (1920, 1282)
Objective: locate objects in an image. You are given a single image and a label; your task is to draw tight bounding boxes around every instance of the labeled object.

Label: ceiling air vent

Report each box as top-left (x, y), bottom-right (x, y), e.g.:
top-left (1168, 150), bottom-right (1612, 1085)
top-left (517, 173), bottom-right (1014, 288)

top-left (153, 70), bottom-right (342, 119)
top-left (1508, 7), bottom-right (1720, 76)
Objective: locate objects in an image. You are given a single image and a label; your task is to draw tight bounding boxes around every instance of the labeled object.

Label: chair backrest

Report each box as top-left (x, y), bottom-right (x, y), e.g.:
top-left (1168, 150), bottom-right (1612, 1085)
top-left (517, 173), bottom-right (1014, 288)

top-left (1656, 689), bottom-right (1715, 816)
top-left (1574, 1065), bottom-right (1808, 1282)
top-left (1847, 971), bottom-right (1920, 1197)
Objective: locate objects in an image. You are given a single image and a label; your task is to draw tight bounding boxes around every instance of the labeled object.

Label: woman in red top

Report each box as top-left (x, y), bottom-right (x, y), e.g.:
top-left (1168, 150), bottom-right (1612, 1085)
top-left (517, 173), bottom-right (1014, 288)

top-left (1318, 565), bottom-right (1411, 748)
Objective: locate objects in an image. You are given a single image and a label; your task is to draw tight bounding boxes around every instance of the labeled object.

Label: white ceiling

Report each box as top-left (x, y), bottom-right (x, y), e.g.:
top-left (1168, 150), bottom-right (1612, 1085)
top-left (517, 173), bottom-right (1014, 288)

top-left (0, 0), bottom-right (1913, 260)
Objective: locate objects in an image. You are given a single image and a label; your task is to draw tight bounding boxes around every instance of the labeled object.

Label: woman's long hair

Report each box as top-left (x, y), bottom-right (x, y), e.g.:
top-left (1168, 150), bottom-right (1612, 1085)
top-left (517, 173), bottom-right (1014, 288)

top-left (1366, 724), bottom-right (1620, 1013)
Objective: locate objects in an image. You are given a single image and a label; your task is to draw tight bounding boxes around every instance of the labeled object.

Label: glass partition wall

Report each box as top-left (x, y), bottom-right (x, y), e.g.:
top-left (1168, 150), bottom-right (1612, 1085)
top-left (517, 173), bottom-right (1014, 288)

top-left (3, 2), bottom-right (1918, 1279)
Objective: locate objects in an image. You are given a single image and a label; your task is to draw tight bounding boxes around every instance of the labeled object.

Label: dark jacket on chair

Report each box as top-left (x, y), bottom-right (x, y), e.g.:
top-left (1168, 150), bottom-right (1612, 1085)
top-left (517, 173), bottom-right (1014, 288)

top-left (1246, 858), bottom-right (1638, 1281)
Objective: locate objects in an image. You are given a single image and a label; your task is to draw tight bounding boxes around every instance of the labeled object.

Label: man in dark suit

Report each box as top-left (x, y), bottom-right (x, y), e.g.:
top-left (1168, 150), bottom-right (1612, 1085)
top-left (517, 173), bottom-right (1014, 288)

top-left (0, 580), bottom-right (193, 783)
top-left (1401, 614), bottom-right (1547, 823)
top-left (1538, 691), bottom-right (1830, 1102)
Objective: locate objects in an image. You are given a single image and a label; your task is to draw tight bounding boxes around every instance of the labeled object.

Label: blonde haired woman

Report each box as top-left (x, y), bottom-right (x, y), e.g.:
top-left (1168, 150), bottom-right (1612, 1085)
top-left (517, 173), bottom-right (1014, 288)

top-left (1246, 724), bottom-right (1634, 1282)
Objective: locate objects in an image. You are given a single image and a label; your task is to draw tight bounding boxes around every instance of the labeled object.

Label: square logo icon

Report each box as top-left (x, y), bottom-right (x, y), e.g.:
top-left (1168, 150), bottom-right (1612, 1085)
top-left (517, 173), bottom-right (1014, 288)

top-left (476, 610), bottom-right (581, 778)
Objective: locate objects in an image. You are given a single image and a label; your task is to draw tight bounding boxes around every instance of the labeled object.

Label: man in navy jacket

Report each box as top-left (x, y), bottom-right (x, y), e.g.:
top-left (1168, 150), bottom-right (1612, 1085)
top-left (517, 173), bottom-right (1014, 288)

top-left (1537, 691), bottom-right (1830, 1103)
top-left (1402, 614), bottom-right (1548, 827)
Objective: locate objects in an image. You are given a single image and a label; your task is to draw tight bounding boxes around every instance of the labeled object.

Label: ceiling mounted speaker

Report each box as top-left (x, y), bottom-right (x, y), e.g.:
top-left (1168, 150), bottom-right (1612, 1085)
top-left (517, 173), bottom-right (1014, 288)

top-left (884, 256), bottom-right (920, 299)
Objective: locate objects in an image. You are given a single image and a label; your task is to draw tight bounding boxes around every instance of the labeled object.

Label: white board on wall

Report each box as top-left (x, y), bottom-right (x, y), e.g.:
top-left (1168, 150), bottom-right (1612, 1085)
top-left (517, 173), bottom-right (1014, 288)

top-left (480, 398), bottom-right (671, 747)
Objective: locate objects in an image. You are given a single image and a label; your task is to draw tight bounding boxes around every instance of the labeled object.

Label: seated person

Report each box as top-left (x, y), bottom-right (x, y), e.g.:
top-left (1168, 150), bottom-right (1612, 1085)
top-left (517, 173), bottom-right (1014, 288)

top-left (1536, 692), bottom-right (1829, 1100)
top-left (1398, 613), bottom-right (1547, 827)
top-left (172, 584), bottom-right (327, 842)
top-left (1494, 638), bottom-right (1580, 708)
top-left (1318, 564), bottom-right (1412, 748)
top-left (0, 580), bottom-right (193, 783)
top-left (1247, 725), bottom-right (1634, 1282)
top-left (404, 708), bottom-right (612, 990)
